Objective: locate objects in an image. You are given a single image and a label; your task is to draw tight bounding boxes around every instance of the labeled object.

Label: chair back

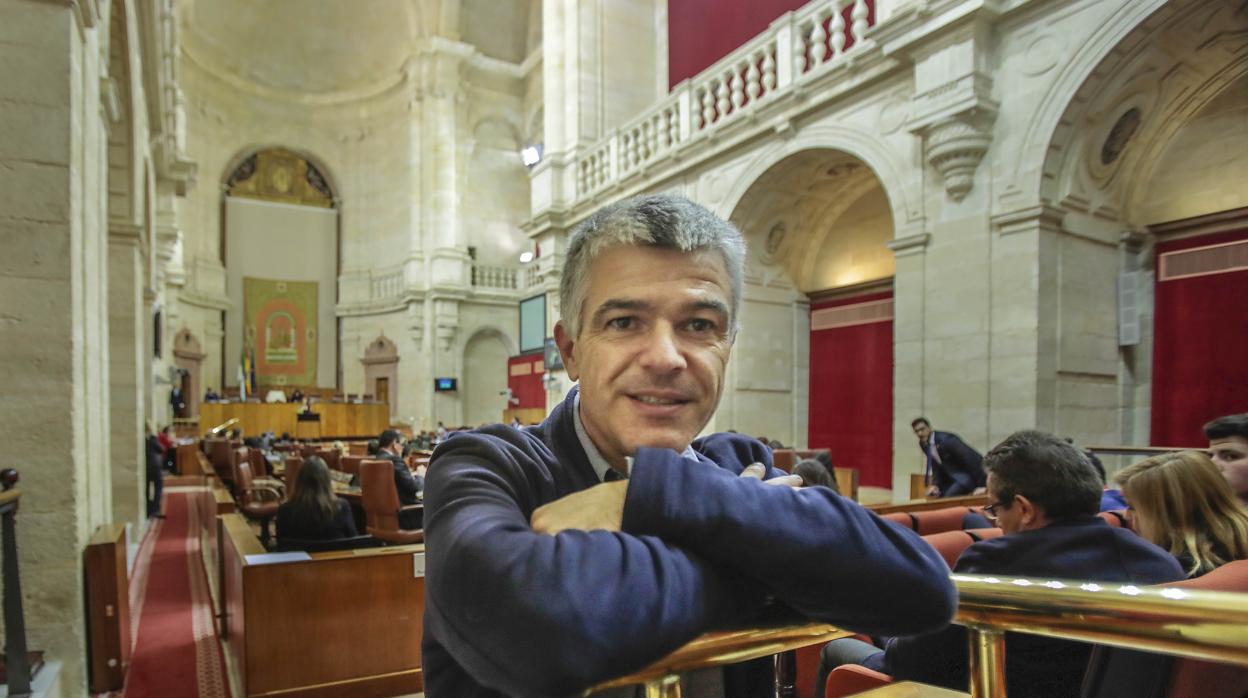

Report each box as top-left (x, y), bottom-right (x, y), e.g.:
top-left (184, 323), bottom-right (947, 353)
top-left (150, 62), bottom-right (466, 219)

top-left (913, 506), bottom-right (975, 535)
top-left (300, 444), bottom-right (317, 457)
top-left (208, 439), bottom-right (234, 483)
top-left (360, 459), bottom-right (402, 533)
top-left (231, 447), bottom-right (250, 488)
top-left (1164, 560), bottom-right (1248, 697)
top-left (1099, 509), bottom-right (1128, 528)
top-left (249, 448), bottom-right (269, 477)
top-left (316, 448), bottom-right (341, 471)
top-left (235, 459), bottom-right (256, 503)
top-left (339, 455), bottom-right (364, 476)
top-left (921, 527), bottom-right (1003, 569)
top-left (282, 456), bottom-right (304, 497)
top-left (347, 442), bottom-right (368, 456)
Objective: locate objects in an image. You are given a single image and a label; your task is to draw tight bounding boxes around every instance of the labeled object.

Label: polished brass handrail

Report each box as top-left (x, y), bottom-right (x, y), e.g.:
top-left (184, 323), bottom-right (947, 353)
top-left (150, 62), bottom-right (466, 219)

top-left (585, 574), bottom-right (1248, 697)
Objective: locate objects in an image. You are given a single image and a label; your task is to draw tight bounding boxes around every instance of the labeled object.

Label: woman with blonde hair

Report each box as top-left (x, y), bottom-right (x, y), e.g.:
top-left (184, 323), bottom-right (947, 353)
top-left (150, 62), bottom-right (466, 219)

top-left (1116, 450), bottom-right (1248, 577)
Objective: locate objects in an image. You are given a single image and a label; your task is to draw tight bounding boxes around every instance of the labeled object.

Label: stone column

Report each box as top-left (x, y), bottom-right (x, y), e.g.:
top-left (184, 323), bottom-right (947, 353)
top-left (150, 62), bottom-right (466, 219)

top-left (887, 232), bottom-right (930, 497)
top-left (0, 0), bottom-right (111, 691)
top-left (109, 224), bottom-right (147, 536)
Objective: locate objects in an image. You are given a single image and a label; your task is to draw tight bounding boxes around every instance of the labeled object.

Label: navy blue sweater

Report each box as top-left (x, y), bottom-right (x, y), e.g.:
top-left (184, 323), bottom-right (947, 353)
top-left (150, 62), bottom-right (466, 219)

top-left (422, 388), bottom-right (955, 697)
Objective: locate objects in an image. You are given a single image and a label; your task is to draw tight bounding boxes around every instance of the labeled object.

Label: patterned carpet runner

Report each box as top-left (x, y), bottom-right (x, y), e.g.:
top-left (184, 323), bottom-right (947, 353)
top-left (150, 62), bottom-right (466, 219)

top-left (120, 490), bottom-right (230, 698)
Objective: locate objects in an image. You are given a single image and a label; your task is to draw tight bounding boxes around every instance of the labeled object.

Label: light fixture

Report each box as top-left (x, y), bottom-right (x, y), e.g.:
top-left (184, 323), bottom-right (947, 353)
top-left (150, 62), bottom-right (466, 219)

top-left (519, 251), bottom-right (534, 264)
top-left (520, 144), bottom-right (543, 167)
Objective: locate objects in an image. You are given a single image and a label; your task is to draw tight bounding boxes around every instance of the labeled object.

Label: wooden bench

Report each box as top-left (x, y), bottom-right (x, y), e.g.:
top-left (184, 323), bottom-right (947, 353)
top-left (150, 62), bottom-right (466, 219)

top-left (218, 514), bottom-right (425, 696)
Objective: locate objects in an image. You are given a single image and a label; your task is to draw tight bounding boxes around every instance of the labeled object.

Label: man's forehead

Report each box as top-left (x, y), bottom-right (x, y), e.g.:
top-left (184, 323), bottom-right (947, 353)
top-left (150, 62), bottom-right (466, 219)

top-left (1211, 437), bottom-right (1248, 451)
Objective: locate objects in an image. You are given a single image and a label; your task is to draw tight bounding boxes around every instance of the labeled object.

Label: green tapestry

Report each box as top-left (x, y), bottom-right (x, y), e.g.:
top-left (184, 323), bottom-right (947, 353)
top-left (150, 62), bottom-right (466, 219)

top-left (243, 277), bottom-right (318, 387)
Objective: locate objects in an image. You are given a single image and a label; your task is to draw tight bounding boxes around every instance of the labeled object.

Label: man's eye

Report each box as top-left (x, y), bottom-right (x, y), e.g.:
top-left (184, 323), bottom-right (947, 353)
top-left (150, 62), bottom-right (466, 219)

top-left (687, 318), bottom-right (717, 333)
top-left (607, 317), bottom-right (634, 330)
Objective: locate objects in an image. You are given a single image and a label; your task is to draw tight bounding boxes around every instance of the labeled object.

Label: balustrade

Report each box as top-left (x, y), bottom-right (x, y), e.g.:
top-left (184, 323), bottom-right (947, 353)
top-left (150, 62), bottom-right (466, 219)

top-left (572, 0), bottom-right (876, 200)
top-left (471, 264), bottom-right (519, 291)
top-left (368, 269), bottom-right (404, 300)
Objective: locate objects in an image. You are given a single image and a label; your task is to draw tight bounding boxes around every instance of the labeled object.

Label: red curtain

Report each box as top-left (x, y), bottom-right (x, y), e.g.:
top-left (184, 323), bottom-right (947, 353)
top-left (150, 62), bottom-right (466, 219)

top-left (667, 0), bottom-right (875, 88)
top-left (807, 292), bottom-right (893, 488)
top-left (1151, 228), bottom-right (1248, 447)
top-left (507, 355), bottom-right (546, 410)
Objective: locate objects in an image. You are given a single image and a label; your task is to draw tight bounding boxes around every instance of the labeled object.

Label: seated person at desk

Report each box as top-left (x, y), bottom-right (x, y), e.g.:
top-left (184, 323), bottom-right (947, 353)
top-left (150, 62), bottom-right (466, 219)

top-left (276, 456), bottom-right (357, 544)
top-left (289, 387), bottom-right (304, 402)
top-left (423, 195), bottom-right (955, 697)
top-left (378, 429), bottom-right (423, 529)
top-left (816, 430), bottom-right (1184, 698)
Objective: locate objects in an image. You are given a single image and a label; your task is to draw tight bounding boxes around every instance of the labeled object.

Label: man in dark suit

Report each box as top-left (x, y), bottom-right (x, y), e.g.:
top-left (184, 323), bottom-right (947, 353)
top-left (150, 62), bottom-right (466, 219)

top-left (378, 429), bottom-right (423, 529)
top-left (912, 417), bottom-right (985, 497)
top-left (816, 430), bottom-right (1184, 698)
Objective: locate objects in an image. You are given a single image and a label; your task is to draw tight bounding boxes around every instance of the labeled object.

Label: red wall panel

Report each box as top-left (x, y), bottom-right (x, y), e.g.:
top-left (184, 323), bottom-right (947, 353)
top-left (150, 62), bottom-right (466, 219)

top-left (1151, 228), bottom-right (1248, 446)
top-left (507, 355), bottom-right (546, 410)
top-left (807, 292), bottom-right (893, 488)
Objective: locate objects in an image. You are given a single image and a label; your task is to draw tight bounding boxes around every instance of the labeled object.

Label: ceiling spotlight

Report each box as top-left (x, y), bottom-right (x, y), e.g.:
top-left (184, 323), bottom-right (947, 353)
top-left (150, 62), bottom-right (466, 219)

top-left (519, 251), bottom-right (534, 264)
top-left (521, 145), bottom-right (542, 167)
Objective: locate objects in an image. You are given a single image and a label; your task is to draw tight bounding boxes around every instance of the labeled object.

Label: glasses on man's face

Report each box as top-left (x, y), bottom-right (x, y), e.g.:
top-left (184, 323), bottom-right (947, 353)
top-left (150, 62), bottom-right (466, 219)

top-left (982, 500), bottom-right (1007, 519)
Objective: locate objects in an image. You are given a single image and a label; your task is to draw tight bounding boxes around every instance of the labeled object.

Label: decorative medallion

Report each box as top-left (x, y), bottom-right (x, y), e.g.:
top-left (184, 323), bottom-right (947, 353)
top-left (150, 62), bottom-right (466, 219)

top-left (1100, 108), bottom-right (1141, 166)
top-left (227, 148), bottom-right (334, 208)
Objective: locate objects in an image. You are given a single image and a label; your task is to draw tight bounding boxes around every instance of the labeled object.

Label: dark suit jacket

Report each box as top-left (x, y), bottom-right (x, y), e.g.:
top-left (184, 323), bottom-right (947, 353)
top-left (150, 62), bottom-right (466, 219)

top-left (276, 497), bottom-right (357, 543)
top-left (383, 453), bottom-right (424, 506)
top-left (883, 515), bottom-right (1184, 698)
top-left (920, 431), bottom-right (985, 495)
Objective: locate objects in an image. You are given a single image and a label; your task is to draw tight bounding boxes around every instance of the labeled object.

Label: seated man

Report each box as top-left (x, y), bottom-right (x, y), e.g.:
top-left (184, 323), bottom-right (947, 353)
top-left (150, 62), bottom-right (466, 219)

top-left (423, 194), bottom-right (957, 697)
top-left (1206, 413), bottom-right (1248, 505)
top-left (816, 430), bottom-right (1184, 698)
top-left (377, 428), bottom-right (423, 529)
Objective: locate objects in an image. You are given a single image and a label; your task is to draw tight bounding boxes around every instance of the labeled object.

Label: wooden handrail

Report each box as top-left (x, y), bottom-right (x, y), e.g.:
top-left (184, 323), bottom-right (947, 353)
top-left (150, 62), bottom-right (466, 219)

top-left (1085, 444), bottom-right (1197, 456)
top-left (870, 494), bottom-right (988, 515)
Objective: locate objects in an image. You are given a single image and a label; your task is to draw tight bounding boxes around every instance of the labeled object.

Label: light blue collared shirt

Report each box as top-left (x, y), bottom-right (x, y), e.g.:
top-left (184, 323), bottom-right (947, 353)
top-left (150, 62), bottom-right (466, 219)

top-left (572, 392), bottom-right (698, 482)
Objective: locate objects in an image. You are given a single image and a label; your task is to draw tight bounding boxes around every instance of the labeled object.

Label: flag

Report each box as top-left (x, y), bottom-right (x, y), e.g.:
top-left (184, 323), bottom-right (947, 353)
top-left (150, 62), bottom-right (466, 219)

top-left (238, 349), bottom-right (247, 401)
top-left (248, 345), bottom-right (257, 396)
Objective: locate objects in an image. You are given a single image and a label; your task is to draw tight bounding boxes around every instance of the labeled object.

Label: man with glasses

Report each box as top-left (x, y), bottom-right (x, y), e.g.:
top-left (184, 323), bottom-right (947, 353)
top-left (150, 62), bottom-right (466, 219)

top-left (816, 430), bottom-right (1183, 698)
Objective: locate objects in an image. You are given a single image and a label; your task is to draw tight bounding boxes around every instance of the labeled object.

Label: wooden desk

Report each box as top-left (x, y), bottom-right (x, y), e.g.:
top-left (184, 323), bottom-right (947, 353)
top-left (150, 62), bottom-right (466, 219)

top-left (869, 493), bottom-right (988, 515)
top-left (200, 402), bottom-right (390, 439)
top-left (218, 514), bottom-right (425, 697)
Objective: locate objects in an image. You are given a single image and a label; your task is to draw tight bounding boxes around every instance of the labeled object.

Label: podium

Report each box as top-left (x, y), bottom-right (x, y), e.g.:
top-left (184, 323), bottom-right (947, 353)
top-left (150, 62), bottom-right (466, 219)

top-left (295, 412), bottom-right (321, 440)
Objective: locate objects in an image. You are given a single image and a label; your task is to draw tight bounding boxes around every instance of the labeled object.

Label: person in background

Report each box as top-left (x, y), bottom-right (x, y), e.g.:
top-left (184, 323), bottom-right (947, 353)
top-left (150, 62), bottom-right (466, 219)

top-left (1082, 447), bottom-right (1127, 511)
top-left (289, 387), bottom-right (304, 402)
top-left (145, 422), bottom-right (165, 519)
top-left (912, 417), bottom-right (986, 497)
top-left (276, 456), bottom-right (356, 545)
top-left (793, 458), bottom-right (841, 495)
top-left (1116, 450), bottom-right (1248, 578)
top-left (510, 416), bottom-right (523, 428)
top-left (158, 425), bottom-right (177, 473)
top-left (366, 438), bottom-right (380, 457)
top-left (1205, 413), bottom-right (1248, 505)
top-left (378, 429), bottom-right (423, 528)
top-left (436, 421), bottom-right (448, 442)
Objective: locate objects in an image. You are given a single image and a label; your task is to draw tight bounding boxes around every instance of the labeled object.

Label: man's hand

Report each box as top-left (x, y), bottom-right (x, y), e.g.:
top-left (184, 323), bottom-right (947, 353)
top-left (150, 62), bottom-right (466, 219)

top-left (926, 485), bottom-right (941, 497)
top-left (531, 480), bottom-right (629, 534)
top-left (739, 462), bottom-right (802, 488)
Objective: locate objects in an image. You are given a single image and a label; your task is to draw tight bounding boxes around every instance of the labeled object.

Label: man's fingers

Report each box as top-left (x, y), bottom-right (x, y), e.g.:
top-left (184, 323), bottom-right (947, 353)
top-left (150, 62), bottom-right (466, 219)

top-left (764, 474), bottom-right (803, 488)
top-left (738, 463), bottom-right (766, 480)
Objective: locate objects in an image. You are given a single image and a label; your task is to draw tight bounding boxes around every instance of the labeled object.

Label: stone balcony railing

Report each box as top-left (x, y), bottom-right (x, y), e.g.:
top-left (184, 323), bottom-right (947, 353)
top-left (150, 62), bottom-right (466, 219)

top-left (369, 268), bottom-right (405, 301)
top-left (576, 0), bottom-right (876, 199)
top-left (470, 264), bottom-right (519, 291)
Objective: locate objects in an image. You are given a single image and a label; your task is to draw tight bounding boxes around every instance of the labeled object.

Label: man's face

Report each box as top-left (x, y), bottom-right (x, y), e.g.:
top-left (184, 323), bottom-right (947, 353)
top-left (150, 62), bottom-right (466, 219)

top-left (913, 423), bottom-right (932, 443)
top-left (985, 473), bottom-right (1024, 535)
top-left (1209, 436), bottom-right (1248, 502)
top-left (555, 245), bottom-right (734, 467)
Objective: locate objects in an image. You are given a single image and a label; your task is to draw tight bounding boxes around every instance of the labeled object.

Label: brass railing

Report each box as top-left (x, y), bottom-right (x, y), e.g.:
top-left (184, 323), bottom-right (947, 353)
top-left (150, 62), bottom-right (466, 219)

top-left (205, 417), bottom-right (238, 437)
top-left (588, 574), bottom-right (1248, 697)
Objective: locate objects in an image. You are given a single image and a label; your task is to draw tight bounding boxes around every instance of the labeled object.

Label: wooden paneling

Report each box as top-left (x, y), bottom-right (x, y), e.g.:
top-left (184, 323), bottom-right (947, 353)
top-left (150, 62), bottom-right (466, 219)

top-left (200, 403), bottom-right (389, 439)
top-left (218, 514), bottom-right (425, 697)
top-left (85, 523), bottom-right (131, 693)
top-left (176, 443), bottom-right (205, 475)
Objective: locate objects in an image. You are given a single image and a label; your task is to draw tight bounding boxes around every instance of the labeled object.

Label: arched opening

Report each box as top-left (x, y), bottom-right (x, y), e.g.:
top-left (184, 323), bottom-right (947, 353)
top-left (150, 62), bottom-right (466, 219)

top-left (727, 148), bottom-right (896, 491)
top-left (220, 147), bottom-right (340, 398)
top-left (173, 328), bottom-right (206, 418)
top-left (362, 335), bottom-right (399, 420)
top-left (462, 329), bottom-right (513, 427)
top-left (1036, 0), bottom-right (1248, 448)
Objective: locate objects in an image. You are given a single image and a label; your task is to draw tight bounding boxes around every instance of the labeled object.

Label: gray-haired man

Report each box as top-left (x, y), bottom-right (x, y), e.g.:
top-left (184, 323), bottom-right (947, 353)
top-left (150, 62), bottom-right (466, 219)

top-left (421, 194), bottom-right (955, 697)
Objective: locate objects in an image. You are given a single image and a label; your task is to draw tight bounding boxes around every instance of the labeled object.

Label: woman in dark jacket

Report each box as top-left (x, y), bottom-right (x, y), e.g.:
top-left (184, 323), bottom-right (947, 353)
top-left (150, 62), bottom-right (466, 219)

top-left (276, 456), bottom-right (356, 544)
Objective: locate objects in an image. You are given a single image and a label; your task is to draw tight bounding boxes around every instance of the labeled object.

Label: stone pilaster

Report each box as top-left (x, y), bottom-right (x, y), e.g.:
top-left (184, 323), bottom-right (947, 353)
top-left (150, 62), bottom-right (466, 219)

top-left (886, 232), bottom-right (931, 498)
top-left (108, 224), bottom-right (147, 539)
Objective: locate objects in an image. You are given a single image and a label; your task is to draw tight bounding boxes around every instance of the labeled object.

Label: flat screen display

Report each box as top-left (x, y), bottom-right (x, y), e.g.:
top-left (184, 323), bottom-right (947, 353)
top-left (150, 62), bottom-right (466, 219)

top-left (519, 294), bottom-right (545, 353)
top-left (434, 377), bottom-right (457, 392)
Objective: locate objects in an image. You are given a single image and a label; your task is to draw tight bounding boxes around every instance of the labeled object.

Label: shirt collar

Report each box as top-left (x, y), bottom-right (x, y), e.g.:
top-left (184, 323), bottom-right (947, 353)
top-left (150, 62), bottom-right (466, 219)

top-left (573, 391), bottom-right (698, 482)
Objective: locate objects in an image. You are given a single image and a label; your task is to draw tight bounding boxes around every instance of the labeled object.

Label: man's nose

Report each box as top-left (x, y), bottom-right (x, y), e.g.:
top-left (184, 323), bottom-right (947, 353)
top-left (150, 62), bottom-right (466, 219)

top-left (638, 325), bottom-right (687, 372)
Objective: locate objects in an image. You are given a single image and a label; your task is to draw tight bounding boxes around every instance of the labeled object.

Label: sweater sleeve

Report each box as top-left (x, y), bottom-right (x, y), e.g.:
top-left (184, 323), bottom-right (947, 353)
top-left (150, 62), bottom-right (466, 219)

top-left (423, 433), bottom-right (768, 698)
top-left (621, 445), bottom-right (956, 637)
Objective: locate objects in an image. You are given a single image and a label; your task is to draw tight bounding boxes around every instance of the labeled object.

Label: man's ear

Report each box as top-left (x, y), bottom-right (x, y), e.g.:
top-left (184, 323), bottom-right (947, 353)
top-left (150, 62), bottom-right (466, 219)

top-left (553, 321), bottom-right (579, 381)
top-left (1015, 495), bottom-right (1042, 530)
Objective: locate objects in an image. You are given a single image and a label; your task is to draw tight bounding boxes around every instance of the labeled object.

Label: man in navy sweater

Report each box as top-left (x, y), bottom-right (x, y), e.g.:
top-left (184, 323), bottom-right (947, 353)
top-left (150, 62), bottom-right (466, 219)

top-left (423, 194), bottom-right (957, 697)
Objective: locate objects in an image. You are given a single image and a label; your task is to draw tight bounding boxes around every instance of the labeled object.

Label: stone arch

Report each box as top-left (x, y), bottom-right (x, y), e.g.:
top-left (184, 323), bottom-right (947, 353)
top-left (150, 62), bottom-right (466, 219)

top-left (460, 326), bottom-right (516, 427)
top-left (717, 122), bottom-right (920, 241)
top-left (1013, 0), bottom-right (1246, 217)
top-left (220, 145), bottom-right (341, 204)
top-left (362, 334), bottom-right (399, 418)
top-left (472, 116), bottom-right (523, 150)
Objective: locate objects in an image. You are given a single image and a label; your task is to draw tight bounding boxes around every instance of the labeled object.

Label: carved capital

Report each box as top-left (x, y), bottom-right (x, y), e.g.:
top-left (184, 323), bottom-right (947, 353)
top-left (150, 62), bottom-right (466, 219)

top-left (922, 114), bottom-right (993, 202)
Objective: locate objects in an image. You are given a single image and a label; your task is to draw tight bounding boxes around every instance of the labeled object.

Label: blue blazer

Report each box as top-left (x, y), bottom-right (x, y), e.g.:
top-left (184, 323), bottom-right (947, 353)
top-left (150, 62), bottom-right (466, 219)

top-left (920, 431), bottom-right (986, 495)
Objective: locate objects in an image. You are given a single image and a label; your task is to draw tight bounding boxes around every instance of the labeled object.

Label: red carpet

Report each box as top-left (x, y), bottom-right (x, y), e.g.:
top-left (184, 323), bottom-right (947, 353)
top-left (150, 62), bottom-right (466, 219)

top-left (122, 491), bottom-right (230, 698)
